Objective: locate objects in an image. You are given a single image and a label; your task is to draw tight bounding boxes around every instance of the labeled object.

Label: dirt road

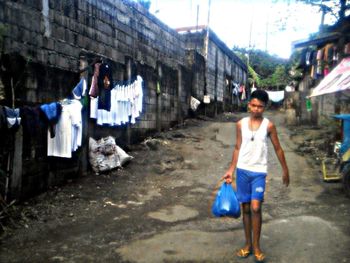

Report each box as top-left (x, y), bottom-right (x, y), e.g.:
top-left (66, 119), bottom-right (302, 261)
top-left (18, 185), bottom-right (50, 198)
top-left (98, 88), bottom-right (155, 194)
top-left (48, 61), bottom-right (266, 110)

top-left (1, 111), bottom-right (349, 263)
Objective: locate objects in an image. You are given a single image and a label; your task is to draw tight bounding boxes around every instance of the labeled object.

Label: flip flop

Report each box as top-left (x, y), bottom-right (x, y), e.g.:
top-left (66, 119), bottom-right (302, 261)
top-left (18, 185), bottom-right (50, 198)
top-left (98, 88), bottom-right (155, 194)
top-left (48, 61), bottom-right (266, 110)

top-left (254, 251), bottom-right (266, 262)
top-left (236, 248), bottom-right (251, 258)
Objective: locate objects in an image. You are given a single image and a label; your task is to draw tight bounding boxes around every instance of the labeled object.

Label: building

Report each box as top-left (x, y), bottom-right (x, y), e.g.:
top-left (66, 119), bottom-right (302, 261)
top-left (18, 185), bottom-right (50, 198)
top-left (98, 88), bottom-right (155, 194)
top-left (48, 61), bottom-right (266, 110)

top-left (180, 26), bottom-right (248, 115)
top-left (0, 0), bottom-right (246, 200)
top-left (292, 17), bottom-right (350, 124)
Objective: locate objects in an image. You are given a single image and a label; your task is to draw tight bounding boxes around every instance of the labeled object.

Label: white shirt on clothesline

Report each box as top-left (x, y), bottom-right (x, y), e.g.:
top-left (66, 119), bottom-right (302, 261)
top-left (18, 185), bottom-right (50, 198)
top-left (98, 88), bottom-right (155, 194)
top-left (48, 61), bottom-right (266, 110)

top-left (47, 100), bottom-right (83, 158)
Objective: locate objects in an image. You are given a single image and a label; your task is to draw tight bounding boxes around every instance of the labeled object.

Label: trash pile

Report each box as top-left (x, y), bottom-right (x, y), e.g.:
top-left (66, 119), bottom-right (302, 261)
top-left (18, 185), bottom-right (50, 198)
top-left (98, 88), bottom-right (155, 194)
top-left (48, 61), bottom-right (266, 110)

top-left (290, 125), bottom-right (337, 166)
top-left (89, 136), bottom-right (133, 174)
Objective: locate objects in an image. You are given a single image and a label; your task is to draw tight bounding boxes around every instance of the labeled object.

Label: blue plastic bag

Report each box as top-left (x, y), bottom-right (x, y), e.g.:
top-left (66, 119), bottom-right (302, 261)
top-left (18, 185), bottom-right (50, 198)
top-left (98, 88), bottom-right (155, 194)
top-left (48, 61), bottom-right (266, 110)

top-left (212, 182), bottom-right (241, 218)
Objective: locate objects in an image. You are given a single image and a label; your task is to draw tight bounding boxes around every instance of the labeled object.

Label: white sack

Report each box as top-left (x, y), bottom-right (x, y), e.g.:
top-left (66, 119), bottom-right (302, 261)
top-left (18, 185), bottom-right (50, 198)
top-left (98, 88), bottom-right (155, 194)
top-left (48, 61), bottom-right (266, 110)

top-left (89, 136), bottom-right (133, 174)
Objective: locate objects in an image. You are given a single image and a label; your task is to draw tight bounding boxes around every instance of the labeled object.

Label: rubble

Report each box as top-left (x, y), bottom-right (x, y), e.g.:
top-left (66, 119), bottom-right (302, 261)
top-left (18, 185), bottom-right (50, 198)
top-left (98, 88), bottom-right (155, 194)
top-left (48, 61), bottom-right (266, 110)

top-left (290, 124), bottom-right (339, 166)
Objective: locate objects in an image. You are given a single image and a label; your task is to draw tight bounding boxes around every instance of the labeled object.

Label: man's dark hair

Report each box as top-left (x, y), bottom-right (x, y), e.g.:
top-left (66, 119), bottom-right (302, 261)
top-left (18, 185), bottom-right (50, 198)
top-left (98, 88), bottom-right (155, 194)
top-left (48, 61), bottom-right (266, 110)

top-left (250, 90), bottom-right (269, 105)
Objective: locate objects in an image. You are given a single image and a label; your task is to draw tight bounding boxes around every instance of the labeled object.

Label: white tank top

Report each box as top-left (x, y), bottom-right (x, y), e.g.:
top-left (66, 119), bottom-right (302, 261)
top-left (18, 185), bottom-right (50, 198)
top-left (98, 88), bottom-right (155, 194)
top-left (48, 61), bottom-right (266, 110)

top-left (237, 117), bottom-right (269, 173)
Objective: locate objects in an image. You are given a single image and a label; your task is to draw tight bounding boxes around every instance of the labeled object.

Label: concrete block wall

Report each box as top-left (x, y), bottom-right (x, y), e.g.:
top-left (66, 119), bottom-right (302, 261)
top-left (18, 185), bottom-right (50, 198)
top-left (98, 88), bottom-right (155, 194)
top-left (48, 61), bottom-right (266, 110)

top-left (316, 91), bottom-right (350, 125)
top-left (1, 0), bottom-right (186, 74)
top-left (0, 0), bottom-right (192, 200)
top-left (190, 52), bottom-right (206, 100)
top-left (181, 29), bottom-right (247, 117)
top-left (0, 0), bottom-right (246, 200)
top-left (206, 42), bottom-right (217, 102)
top-left (297, 75), bottom-right (349, 124)
top-left (203, 33), bottom-right (247, 116)
top-left (318, 94), bottom-right (336, 119)
top-left (216, 50), bottom-right (225, 102)
top-left (225, 56), bottom-right (233, 77)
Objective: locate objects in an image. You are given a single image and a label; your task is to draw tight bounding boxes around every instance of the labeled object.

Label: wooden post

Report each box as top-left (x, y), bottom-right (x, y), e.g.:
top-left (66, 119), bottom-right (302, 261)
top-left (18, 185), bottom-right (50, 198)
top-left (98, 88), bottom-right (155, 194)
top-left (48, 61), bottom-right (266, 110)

top-left (10, 126), bottom-right (22, 200)
top-left (126, 57), bottom-right (132, 145)
top-left (214, 47), bottom-right (218, 117)
top-left (177, 65), bottom-right (182, 125)
top-left (156, 64), bottom-right (162, 132)
top-left (79, 56), bottom-right (89, 175)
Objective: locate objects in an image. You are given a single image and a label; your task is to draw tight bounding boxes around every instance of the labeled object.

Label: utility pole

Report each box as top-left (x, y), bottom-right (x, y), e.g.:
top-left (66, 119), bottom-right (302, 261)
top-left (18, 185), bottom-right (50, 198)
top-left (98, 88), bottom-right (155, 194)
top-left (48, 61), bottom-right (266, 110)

top-left (196, 4), bottom-right (199, 32)
top-left (248, 5), bottom-right (254, 50)
top-left (204, 0), bottom-right (211, 117)
top-left (205, 0), bottom-right (211, 59)
top-left (265, 12), bottom-right (269, 52)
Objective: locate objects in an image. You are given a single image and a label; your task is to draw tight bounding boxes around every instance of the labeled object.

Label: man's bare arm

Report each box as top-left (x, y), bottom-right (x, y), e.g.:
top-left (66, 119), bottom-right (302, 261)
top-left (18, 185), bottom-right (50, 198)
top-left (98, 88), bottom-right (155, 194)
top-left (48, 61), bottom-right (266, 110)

top-left (223, 121), bottom-right (242, 184)
top-left (268, 122), bottom-right (290, 187)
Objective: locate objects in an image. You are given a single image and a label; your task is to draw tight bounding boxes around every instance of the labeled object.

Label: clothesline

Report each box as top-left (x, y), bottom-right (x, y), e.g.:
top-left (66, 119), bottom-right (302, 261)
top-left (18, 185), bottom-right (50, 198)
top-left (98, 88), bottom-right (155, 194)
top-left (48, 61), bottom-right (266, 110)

top-left (90, 75), bottom-right (144, 126)
top-left (0, 69), bottom-right (144, 158)
top-left (88, 62), bottom-right (144, 127)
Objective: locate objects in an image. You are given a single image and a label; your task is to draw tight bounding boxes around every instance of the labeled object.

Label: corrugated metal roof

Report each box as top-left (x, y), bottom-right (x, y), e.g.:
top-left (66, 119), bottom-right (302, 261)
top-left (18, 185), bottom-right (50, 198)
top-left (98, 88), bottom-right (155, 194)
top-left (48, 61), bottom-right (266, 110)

top-left (292, 32), bottom-right (341, 49)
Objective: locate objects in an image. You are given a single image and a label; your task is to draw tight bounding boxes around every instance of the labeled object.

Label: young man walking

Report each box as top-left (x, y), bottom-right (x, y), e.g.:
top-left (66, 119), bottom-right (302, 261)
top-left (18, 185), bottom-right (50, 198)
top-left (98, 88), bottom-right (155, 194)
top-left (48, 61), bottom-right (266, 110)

top-left (223, 90), bottom-right (290, 262)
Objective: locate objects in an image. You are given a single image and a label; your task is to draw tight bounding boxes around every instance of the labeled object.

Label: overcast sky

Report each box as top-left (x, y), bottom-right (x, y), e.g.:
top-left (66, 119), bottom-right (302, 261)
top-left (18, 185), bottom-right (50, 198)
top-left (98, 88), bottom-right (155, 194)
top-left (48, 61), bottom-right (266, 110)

top-left (148, 0), bottom-right (324, 59)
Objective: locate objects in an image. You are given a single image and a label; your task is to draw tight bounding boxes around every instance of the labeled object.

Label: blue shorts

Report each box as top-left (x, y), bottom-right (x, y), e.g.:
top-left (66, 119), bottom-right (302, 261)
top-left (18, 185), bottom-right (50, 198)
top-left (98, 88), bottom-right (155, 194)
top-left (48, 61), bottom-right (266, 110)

top-left (236, 168), bottom-right (267, 203)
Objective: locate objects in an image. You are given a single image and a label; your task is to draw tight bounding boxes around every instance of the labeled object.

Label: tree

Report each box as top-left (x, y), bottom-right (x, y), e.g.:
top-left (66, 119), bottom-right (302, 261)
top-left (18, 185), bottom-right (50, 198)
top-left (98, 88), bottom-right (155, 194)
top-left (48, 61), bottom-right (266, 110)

top-left (297, 0), bottom-right (349, 26)
top-left (271, 65), bottom-right (290, 89)
top-left (259, 66), bottom-right (288, 90)
top-left (137, 0), bottom-right (151, 10)
top-left (248, 65), bottom-right (261, 87)
top-left (233, 46), bottom-right (291, 90)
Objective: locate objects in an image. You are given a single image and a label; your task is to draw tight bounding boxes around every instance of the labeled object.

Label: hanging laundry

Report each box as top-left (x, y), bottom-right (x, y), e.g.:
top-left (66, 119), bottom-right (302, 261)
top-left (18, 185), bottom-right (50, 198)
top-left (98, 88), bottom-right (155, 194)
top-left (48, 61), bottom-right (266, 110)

top-left (310, 65), bottom-right (315, 79)
top-left (266, 90), bottom-right (285, 103)
top-left (203, 95), bottom-right (210, 104)
top-left (305, 50), bottom-right (312, 66)
top-left (40, 102), bottom-right (62, 138)
top-left (190, 96), bottom-right (200, 111)
top-left (90, 97), bottom-right (98, 119)
top-left (323, 44), bottom-right (332, 62)
top-left (0, 106), bottom-right (7, 132)
top-left (306, 98), bottom-right (312, 112)
top-left (20, 106), bottom-right (43, 157)
top-left (240, 85), bottom-right (246, 100)
top-left (111, 76), bottom-right (143, 125)
top-left (91, 75), bottom-right (144, 126)
top-left (232, 83), bottom-right (239, 96)
top-left (20, 106), bottom-right (42, 137)
top-left (69, 100), bottom-right (83, 152)
top-left (333, 46), bottom-right (339, 65)
top-left (324, 65), bottom-right (330, 76)
top-left (130, 75), bottom-right (144, 124)
top-left (89, 62), bottom-right (101, 98)
top-left (285, 86), bottom-right (295, 92)
top-left (72, 77), bottom-right (87, 99)
top-left (316, 60), bottom-right (323, 76)
top-left (316, 48), bottom-right (324, 60)
top-left (4, 106), bottom-right (21, 131)
top-left (309, 50), bottom-right (318, 79)
top-left (316, 48), bottom-right (324, 77)
top-left (344, 42), bottom-right (350, 54)
top-left (97, 63), bottom-right (113, 111)
top-left (251, 83), bottom-right (257, 93)
top-left (47, 99), bottom-right (83, 158)
top-left (299, 48), bottom-right (308, 67)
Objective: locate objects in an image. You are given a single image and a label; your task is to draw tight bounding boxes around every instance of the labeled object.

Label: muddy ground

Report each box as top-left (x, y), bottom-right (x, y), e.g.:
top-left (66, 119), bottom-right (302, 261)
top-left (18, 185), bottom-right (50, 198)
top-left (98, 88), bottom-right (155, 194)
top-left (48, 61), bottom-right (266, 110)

top-left (0, 111), bottom-right (349, 263)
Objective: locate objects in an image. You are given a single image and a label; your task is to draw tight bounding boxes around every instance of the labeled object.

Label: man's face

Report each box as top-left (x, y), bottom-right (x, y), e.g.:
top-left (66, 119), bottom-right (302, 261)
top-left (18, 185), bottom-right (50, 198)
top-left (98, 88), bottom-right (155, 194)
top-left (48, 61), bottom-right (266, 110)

top-left (248, 98), bottom-right (265, 117)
